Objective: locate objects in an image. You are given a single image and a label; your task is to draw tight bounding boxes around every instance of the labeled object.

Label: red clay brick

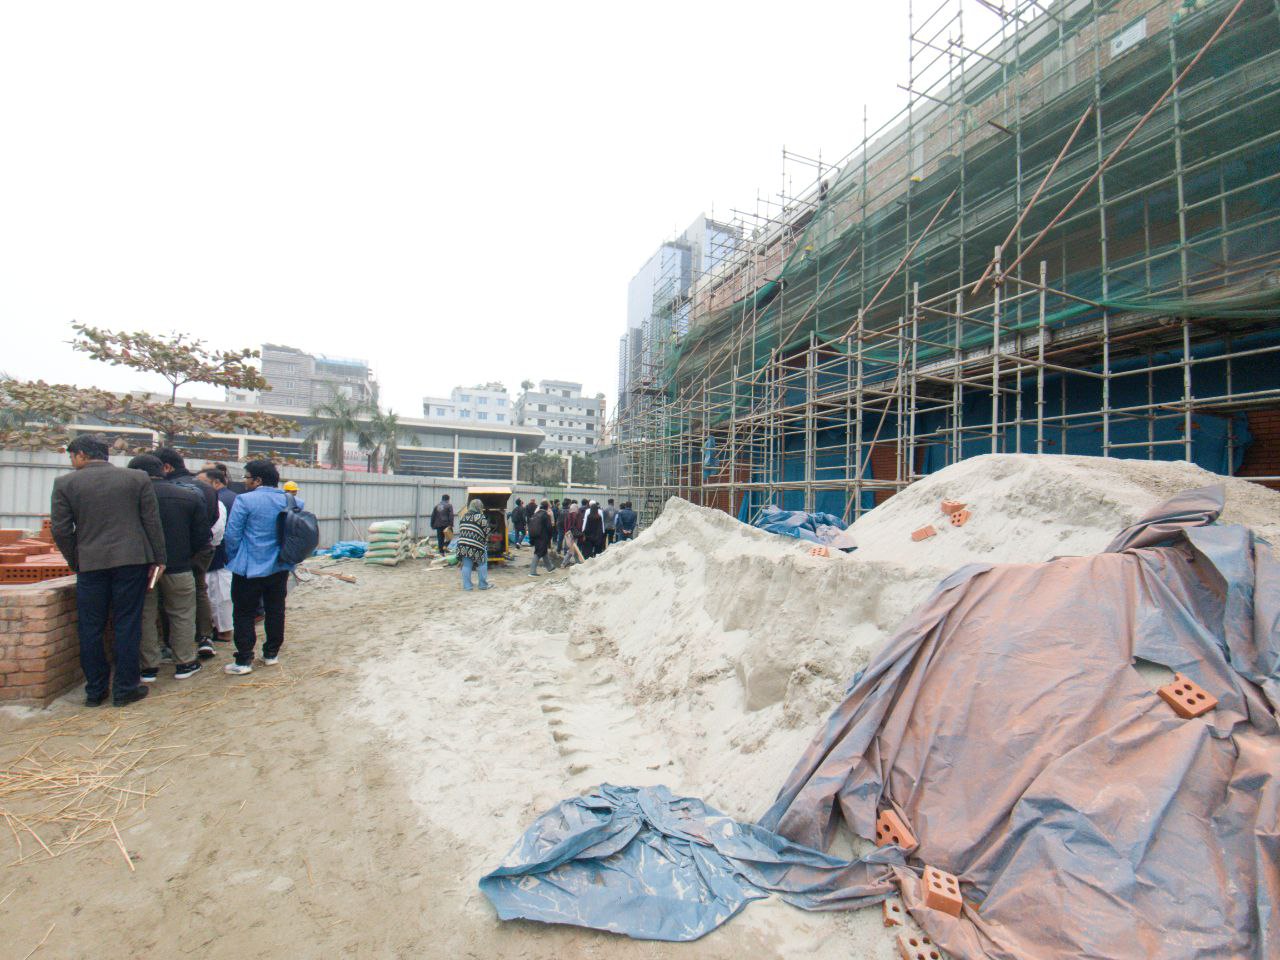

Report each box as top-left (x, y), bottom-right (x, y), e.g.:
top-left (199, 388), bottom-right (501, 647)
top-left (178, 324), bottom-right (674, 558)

top-left (922, 865), bottom-right (962, 917)
top-left (949, 509), bottom-right (971, 528)
top-left (809, 546), bottom-right (830, 558)
top-left (1158, 673), bottom-right (1217, 719)
top-left (940, 499), bottom-right (966, 515)
top-left (911, 525), bottom-right (937, 542)
top-left (882, 898), bottom-right (906, 927)
top-left (897, 932), bottom-right (940, 960)
top-left (875, 809), bottom-right (919, 852)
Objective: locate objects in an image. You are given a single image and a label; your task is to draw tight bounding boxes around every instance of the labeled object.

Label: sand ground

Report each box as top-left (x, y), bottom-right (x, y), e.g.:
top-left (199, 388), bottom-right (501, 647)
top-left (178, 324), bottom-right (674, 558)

top-left (0, 555), bottom-right (896, 960)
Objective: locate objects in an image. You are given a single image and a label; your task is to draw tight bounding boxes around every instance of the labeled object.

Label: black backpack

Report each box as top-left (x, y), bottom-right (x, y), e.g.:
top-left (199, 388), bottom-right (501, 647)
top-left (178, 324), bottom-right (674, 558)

top-left (276, 493), bottom-right (320, 564)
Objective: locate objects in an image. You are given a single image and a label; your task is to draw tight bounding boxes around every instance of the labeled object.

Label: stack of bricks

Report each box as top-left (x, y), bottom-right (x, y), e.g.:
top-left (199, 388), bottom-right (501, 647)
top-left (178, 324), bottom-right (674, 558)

top-left (0, 576), bottom-right (82, 703)
top-left (0, 522), bottom-right (72, 585)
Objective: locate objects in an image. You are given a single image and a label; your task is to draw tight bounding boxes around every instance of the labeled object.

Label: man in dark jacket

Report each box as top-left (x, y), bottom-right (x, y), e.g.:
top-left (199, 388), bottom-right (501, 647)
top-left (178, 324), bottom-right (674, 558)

top-left (51, 435), bottom-right (166, 707)
top-left (154, 448), bottom-right (219, 656)
top-left (430, 495), bottom-right (455, 553)
top-left (523, 499), bottom-right (536, 530)
top-left (129, 456), bottom-right (211, 680)
top-left (527, 500), bottom-right (555, 577)
top-left (616, 501), bottom-right (638, 541)
top-left (509, 498), bottom-right (527, 548)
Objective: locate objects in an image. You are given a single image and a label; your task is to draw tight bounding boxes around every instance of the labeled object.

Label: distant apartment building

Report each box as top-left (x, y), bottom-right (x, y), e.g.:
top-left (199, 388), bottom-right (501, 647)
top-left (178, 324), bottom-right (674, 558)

top-left (422, 382), bottom-right (511, 425)
top-left (514, 381), bottom-right (603, 455)
top-left (226, 343), bottom-right (377, 410)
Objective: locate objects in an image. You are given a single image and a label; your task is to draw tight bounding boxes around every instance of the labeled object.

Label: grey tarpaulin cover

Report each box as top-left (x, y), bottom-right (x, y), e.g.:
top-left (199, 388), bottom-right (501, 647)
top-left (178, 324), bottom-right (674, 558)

top-left (482, 486), bottom-right (1280, 957)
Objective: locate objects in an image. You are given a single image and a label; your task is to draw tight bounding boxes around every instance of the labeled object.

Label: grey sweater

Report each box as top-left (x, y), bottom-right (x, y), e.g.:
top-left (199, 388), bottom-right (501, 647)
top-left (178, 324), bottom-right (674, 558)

top-left (51, 460), bottom-right (167, 572)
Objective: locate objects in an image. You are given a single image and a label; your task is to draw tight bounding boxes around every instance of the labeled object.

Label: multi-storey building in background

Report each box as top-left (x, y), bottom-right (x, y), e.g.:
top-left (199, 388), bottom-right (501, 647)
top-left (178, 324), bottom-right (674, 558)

top-left (620, 214), bottom-right (741, 422)
top-left (227, 343), bottom-right (378, 410)
top-left (421, 383), bottom-right (511, 424)
top-left (514, 380), bottom-right (603, 455)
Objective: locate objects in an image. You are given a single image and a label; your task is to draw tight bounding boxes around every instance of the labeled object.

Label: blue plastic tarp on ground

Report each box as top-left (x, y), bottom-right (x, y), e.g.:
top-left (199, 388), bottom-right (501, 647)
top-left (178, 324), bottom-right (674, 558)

top-left (481, 486), bottom-right (1280, 958)
top-left (751, 505), bottom-right (856, 550)
top-left (312, 540), bottom-right (366, 558)
top-left (479, 784), bottom-right (899, 941)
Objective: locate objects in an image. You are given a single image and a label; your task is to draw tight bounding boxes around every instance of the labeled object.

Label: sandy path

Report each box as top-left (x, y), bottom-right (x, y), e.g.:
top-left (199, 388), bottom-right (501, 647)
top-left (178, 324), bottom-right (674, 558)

top-left (0, 557), bottom-right (898, 959)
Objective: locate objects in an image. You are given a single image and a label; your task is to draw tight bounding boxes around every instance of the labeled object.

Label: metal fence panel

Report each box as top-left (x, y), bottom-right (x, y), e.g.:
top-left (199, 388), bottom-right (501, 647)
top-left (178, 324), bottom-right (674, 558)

top-left (0, 450), bottom-right (613, 547)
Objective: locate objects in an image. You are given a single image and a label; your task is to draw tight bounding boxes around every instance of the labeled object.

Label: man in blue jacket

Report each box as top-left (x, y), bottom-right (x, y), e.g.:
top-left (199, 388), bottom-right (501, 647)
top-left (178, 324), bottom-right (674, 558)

top-left (222, 460), bottom-right (295, 675)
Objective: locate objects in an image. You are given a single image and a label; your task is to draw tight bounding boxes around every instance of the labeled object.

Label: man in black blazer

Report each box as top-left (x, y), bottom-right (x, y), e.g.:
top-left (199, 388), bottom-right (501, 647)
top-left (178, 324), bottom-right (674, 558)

top-left (50, 435), bottom-right (167, 707)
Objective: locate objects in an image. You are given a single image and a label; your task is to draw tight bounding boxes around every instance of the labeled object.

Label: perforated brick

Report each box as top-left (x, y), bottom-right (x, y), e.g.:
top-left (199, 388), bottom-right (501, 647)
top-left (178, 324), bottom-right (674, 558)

top-left (940, 499), bottom-right (966, 515)
top-left (809, 545), bottom-right (830, 558)
top-left (897, 932), bottom-right (941, 960)
top-left (949, 509), bottom-right (971, 528)
top-left (882, 897), bottom-right (906, 927)
top-left (912, 525), bottom-right (937, 542)
top-left (923, 865), bottom-right (962, 917)
top-left (875, 809), bottom-right (918, 852)
top-left (1158, 673), bottom-right (1217, 719)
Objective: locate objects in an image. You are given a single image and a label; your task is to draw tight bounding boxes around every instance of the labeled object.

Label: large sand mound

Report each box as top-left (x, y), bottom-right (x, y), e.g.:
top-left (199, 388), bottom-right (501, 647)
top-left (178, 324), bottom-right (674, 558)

top-left (496, 454), bottom-right (1280, 819)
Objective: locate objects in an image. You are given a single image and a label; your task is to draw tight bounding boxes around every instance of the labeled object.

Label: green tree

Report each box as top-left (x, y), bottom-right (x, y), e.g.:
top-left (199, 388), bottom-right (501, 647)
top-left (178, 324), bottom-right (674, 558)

top-left (518, 451), bottom-right (566, 485)
top-left (357, 409), bottom-right (401, 473)
top-left (571, 453), bottom-right (599, 484)
top-left (309, 390), bottom-right (371, 469)
top-left (70, 322), bottom-right (269, 405)
top-left (1, 324), bottom-right (296, 450)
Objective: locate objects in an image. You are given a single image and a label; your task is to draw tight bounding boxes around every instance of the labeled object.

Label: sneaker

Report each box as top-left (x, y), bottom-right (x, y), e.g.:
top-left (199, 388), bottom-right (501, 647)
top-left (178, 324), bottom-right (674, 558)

top-left (197, 638), bottom-right (216, 659)
top-left (112, 686), bottom-right (149, 708)
top-left (140, 669), bottom-right (159, 684)
top-left (261, 655), bottom-right (279, 666)
top-left (213, 632), bottom-right (232, 643)
top-left (528, 573), bottom-right (539, 577)
top-left (85, 693), bottom-right (108, 707)
top-left (478, 584), bottom-right (492, 591)
top-left (159, 647), bottom-right (176, 664)
top-left (174, 661), bottom-right (202, 679)
top-left (224, 662), bottom-right (253, 675)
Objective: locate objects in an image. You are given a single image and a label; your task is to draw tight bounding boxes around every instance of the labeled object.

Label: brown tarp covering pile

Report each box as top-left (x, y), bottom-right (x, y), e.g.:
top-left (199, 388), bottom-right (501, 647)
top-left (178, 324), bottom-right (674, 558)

top-left (761, 486), bottom-right (1278, 957)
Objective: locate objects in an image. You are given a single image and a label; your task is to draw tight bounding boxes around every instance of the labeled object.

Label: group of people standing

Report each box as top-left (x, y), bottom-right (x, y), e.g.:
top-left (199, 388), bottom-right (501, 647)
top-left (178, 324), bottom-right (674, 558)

top-left (427, 493), bottom-right (640, 590)
top-left (51, 435), bottom-right (300, 708)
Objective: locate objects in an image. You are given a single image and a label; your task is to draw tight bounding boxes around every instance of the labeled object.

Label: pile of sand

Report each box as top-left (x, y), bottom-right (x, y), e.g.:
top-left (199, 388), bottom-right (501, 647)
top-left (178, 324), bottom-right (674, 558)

top-left (493, 455), bottom-right (1280, 820)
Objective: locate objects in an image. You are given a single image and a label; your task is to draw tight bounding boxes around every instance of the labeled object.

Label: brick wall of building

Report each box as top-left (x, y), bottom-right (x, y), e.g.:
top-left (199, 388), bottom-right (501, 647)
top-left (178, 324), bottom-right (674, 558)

top-left (0, 576), bottom-right (82, 703)
top-left (1238, 407), bottom-right (1280, 491)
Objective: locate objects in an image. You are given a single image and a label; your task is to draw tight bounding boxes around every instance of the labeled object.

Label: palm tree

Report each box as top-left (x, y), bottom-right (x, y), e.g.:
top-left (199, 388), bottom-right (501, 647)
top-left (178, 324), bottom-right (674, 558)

top-left (356, 409), bottom-right (401, 473)
top-left (308, 390), bottom-right (370, 469)
top-left (378, 411), bottom-right (401, 473)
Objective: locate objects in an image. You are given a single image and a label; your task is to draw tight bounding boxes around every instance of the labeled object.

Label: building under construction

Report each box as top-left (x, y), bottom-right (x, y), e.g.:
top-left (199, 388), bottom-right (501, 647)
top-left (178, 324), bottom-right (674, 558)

top-left (614, 0), bottom-right (1280, 524)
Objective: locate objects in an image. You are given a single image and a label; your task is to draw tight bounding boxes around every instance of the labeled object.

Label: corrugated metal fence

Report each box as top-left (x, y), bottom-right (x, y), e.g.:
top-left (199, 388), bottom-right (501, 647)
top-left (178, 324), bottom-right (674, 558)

top-left (0, 450), bottom-right (613, 546)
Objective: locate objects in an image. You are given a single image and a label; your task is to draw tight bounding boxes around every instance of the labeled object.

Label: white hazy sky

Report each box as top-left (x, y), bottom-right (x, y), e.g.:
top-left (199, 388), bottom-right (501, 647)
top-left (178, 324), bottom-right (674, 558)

top-left (1, 2), bottom-right (1002, 418)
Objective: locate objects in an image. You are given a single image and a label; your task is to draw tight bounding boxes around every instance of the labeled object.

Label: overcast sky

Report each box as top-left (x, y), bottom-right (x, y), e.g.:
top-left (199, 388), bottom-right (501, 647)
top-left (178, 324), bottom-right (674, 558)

top-left (1, 2), bottom-right (1003, 419)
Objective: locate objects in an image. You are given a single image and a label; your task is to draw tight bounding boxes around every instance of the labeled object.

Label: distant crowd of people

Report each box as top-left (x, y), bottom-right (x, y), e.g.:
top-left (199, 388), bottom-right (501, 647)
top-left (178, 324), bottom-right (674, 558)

top-left (51, 435), bottom-right (303, 708)
top-left (429, 494), bottom-right (639, 590)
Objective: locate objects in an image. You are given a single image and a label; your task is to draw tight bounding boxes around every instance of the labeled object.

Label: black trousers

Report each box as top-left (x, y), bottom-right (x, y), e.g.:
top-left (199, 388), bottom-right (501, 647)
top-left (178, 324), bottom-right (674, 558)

top-left (435, 528), bottom-right (447, 552)
top-left (231, 570), bottom-right (289, 666)
top-left (76, 564), bottom-right (148, 700)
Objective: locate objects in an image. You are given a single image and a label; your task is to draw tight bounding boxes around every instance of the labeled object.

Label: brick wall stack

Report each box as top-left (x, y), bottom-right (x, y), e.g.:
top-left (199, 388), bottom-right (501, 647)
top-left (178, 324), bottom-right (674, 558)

top-left (1238, 408), bottom-right (1280, 491)
top-left (0, 576), bottom-right (82, 704)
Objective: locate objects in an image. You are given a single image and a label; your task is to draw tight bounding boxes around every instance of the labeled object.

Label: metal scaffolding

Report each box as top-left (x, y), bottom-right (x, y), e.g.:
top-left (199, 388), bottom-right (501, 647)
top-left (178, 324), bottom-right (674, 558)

top-left (615, 0), bottom-right (1280, 523)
